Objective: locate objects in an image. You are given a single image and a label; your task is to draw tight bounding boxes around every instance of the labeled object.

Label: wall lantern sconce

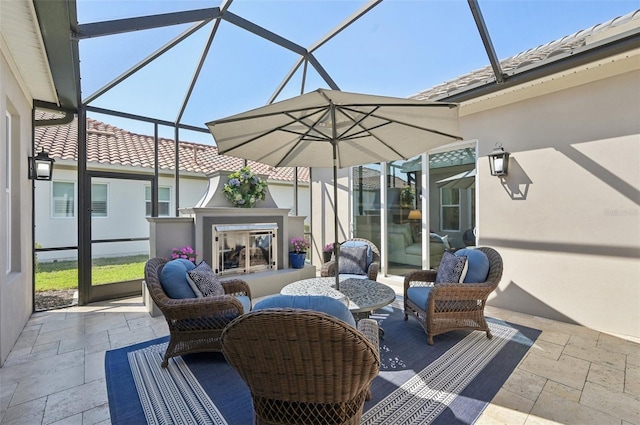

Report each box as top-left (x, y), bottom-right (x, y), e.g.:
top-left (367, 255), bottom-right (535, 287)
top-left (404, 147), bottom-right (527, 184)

top-left (488, 143), bottom-right (510, 176)
top-left (28, 150), bottom-right (55, 181)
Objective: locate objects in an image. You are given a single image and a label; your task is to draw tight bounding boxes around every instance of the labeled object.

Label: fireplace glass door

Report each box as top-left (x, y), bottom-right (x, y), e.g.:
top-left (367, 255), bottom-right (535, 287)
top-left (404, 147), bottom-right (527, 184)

top-left (214, 224), bottom-right (277, 275)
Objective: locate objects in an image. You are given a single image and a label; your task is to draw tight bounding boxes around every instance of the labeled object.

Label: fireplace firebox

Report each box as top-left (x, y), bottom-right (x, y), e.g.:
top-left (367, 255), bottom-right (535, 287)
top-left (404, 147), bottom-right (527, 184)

top-left (213, 223), bottom-right (278, 275)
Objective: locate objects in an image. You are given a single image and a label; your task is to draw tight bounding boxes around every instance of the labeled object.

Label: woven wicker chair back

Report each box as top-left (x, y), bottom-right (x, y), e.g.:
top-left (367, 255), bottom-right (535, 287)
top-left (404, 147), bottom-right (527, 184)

top-left (222, 308), bottom-right (380, 425)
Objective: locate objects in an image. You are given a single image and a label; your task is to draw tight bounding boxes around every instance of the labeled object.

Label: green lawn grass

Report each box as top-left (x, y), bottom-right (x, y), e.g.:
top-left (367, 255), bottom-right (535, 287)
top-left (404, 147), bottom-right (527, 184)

top-left (36, 255), bottom-right (149, 291)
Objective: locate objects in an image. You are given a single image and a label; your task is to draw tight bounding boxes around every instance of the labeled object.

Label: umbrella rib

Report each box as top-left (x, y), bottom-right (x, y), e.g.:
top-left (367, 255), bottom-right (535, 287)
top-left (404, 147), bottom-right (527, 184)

top-left (333, 105), bottom-right (379, 140)
top-left (330, 101), bottom-right (458, 109)
top-left (210, 105), bottom-right (327, 125)
top-left (283, 111), bottom-right (333, 142)
top-left (336, 106), bottom-right (408, 159)
top-left (274, 109), bottom-right (333, 168)
top-left (341, 105), bottom-right (463, 140)
top-left (216, 107), bottom-right (330, 155)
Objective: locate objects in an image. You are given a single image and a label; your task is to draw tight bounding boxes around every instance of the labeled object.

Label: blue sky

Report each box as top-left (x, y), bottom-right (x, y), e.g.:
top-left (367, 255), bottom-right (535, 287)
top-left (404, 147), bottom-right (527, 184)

top-left (77, 0), bottom-right (639, 144)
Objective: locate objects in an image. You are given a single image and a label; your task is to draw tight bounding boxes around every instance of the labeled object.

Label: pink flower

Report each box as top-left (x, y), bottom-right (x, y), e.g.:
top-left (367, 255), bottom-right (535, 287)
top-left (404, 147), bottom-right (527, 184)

top-left (168, 245), bottom-right (198, 262)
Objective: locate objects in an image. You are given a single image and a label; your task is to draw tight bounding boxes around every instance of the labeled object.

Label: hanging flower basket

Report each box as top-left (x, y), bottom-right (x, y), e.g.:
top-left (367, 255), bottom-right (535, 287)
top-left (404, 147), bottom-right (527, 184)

top-left (223, 166), bottom-right (268, 208)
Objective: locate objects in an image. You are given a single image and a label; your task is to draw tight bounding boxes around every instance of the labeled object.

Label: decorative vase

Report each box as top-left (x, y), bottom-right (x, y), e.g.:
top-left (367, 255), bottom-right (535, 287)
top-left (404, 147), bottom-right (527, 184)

top-left (289, 252), bottom-right (306, 269)
top-left (323, 252), bottom-right (332, 263)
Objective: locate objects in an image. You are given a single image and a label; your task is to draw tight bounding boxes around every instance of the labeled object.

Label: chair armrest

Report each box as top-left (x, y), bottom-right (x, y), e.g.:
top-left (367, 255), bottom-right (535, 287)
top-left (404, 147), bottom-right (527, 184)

top-left (320, 260), bottom-right (337, 277)
top-left (220, 278), bottom-right (252, 298)
top-left (157, 295), bottom-right (245, 320)
top-left (427, 282), bottom-right (495, 313)
top-left (367, 262), bottom-right (380, 281)
top-left (357, 318), bottom-right (380, 355)
top-left (403, 269), bottom-right (437, 293)
top-left (430, 282), bottom-right (494, 299)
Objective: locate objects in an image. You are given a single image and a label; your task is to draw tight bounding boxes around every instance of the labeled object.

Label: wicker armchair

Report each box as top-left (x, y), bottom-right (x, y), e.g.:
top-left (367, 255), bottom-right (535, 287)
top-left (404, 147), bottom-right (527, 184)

top-left (221, 309), bottom-right (380, 425)
top-left (404, 247), bottom-right (503, 345)
top-left (321, 238), bottom-right (380, 281)
top-left (144, 257), bottom-right (252, 367)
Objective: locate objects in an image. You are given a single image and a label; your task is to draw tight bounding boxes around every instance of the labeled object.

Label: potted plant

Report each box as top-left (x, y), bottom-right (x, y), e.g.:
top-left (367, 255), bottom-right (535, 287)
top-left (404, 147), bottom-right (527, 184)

top-left (223, 166), bottom-right (268, 208)
top-left (322, 243), bottom-right (334, 263)
top-left (289, 237), bottom-right (309, 269)
top-left (170, 246), bottom-right (197, 263)
top-left (401, 186), bottom-right (415, 207)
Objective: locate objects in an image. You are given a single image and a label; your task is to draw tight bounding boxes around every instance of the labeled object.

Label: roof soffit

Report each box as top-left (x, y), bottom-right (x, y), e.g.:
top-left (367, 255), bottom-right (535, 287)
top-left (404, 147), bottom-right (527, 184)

top-left (0, 0), bottom-right (59, 105)
top-left (458, 48), bottom-right (640, 117)
top-left (33, 0), bottom-right (80, 110)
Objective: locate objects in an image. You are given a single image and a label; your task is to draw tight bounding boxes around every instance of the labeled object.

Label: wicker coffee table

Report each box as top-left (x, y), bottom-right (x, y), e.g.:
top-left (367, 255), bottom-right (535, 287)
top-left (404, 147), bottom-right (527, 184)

top-left (281, 277), bottom-right (396, 322)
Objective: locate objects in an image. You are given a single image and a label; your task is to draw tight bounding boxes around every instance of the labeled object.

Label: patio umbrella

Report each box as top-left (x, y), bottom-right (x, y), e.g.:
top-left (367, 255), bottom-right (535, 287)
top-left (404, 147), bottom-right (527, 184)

top-left (207, 88), bottom-right (462, 289)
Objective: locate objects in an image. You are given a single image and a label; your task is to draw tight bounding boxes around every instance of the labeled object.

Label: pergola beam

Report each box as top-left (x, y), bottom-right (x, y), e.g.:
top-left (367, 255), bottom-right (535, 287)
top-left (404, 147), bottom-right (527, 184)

top-left (83, 20), bottom-right (212, 105)
top-left (176, 19), bottom-right (223, 123)
top-left (467, 0), bottom-right (505, 83)
top-left (77, 7), bottom-right (221, 39)
top-left (221, 11), bottom-right (307, 56)
top-left (308, 0), bottom-right (383, 53)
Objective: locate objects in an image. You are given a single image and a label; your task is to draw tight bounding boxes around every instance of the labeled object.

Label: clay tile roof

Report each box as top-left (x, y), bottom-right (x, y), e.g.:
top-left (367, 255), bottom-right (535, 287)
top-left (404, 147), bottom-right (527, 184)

top-left (411, 10), bottom-right (640, 101)
top-left (34, 112), bottom-right (309, 183)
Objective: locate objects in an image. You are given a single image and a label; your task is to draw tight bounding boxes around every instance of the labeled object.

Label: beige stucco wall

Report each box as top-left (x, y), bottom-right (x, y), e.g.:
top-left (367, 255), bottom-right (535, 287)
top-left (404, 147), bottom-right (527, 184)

top-left (311, 62), bottom-right (639, 339)
top-left (309, 167), bottom-right (350, 266)
top-left (464, 69), bottom-right (640, 338)
top-left (0, 52), bottom-right (35, 365)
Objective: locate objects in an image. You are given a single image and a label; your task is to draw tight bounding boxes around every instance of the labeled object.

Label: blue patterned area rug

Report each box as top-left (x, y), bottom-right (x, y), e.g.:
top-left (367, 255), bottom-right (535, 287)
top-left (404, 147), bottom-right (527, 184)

top-left (105, 305), bottom-right (540, 425)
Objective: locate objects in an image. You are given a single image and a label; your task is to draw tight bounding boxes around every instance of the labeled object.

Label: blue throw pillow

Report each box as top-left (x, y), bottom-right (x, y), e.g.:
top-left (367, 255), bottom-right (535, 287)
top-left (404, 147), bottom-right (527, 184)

top-left (338, 245), bottom-right (368, 275)
top-left (341, 240), bottom-right (374, 267)
top-left (435, 251), bottom-right (468, 284)
top-left (187, 261), bottom-right (224, 297)
top-left (455, 249), bottom-right (490, 283)
top-left (160, 259), bottom-right (197, 299)
top-left (254, 295), bottom-right (356, 328)
top-left (235, 295), bottom-right (252, 314)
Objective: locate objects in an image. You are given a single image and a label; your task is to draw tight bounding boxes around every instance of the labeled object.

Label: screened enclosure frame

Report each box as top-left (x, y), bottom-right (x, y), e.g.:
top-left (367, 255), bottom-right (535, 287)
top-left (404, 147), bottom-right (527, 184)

top-left (31, 0), bottom-right (640, 306)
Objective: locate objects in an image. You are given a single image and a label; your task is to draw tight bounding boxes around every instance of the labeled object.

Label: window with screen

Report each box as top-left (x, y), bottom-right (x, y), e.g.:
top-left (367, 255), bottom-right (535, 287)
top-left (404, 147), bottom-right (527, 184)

top-left (52, 182), bottom-right (75, 218)
top-left (440, 188), bottom-right (460, 231)
top-left (91, 183), bottom-right (108, 217)
top-left (145, 186), bottom-right (171, 217)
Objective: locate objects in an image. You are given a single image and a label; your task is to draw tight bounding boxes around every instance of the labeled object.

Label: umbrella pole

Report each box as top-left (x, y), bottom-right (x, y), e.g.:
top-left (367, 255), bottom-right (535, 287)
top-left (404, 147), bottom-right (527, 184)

top-left (333, 141), bottom-right (340, 292)
top-left (330, 102), bottom-right (341, 292)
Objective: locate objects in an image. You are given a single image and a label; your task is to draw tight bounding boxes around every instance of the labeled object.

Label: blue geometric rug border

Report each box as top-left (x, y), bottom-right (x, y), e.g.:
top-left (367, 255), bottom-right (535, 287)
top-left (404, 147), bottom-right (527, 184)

top-left (364, 309), bottom-right (540, 425)
top-left (106, 306), bottom-right (540, 425)
top-left (105, 336), bottom-right (169, 425)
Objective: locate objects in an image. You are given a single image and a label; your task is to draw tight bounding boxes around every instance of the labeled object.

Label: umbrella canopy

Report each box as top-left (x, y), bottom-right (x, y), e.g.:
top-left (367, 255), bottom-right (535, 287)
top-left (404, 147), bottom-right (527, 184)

top-left (437, 168), bottom-right (476, 190)
top-left (207, 88), bottom-right (462, 288)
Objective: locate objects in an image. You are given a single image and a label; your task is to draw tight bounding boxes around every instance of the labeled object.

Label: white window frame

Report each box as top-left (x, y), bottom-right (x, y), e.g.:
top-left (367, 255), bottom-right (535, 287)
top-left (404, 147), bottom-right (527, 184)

top-left (145, 185), bottom-right (171, 217)
top-left (440, 187), bottom-right (461, 232)
top-left (91, 182), bottom-right (109, 218)
top-left (52, 181), bottom-right (76, 219)
top-left (5, 112), bottom-right (11, 273)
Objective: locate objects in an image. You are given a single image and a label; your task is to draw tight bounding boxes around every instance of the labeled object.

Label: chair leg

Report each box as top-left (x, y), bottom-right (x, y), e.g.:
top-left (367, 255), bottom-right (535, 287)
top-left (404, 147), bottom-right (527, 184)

top-left (486, 330), bottom-right (493, 339)
top-left (427, 335), bottom-right (434, 345)
top-left (162, 340), bottom-right (176, 368)
top-left (404, 312), bottom-right (408, 321)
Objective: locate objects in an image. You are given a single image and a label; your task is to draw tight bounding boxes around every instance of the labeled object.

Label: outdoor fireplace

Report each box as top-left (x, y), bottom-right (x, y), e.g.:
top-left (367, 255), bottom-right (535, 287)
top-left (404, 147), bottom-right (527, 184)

top-left (213, 223), bottom-right (278, 275)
